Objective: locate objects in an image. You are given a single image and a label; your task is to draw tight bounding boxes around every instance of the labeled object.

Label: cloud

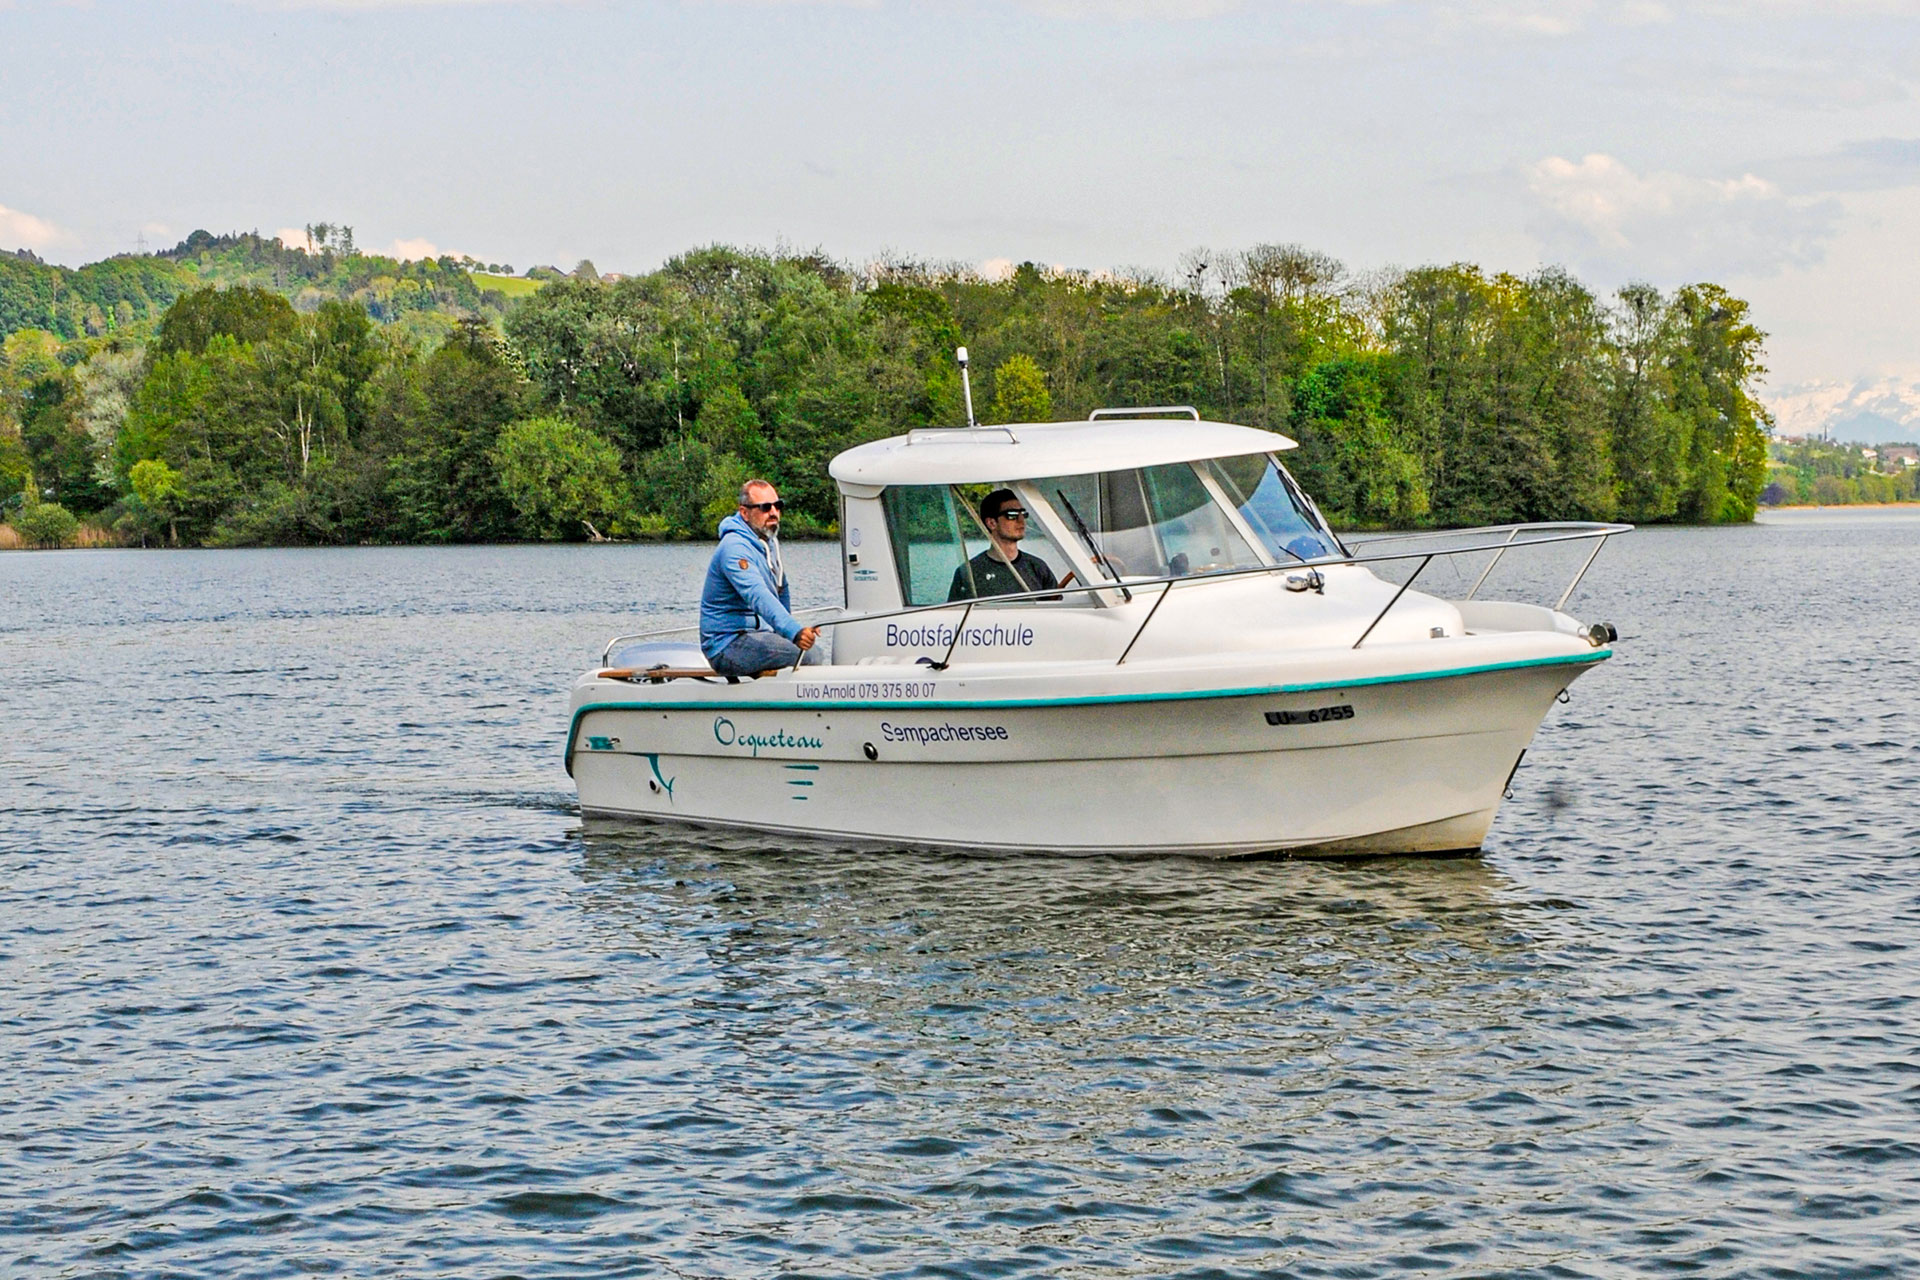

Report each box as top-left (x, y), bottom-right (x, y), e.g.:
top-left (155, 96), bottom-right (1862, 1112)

top-left (385, 237), bottom-right (451, 261)
top-left (1525, 152), bottom-right (1841, 280)
top-left (238, 0), bottom-right (881, 8)
top-left (1770, 137), bottom-right (1920, 194)
top-left (272, 228), bottom-right (456, 261)
top-left (190, 0), bottom-right (1920, 25)
top-left (1014, 0), bottom-right (1246, 16)
top-left (1437, 0), bottom-right (1598, 36)
top-left (245, 0), bottom-right (1214, 10)
top-left (0, 202), bottom-right (70, 253)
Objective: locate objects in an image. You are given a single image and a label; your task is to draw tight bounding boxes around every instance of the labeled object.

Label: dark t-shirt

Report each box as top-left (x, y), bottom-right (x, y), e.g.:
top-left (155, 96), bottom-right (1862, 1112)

top-left (948, 548), bottom-right (1060, 601)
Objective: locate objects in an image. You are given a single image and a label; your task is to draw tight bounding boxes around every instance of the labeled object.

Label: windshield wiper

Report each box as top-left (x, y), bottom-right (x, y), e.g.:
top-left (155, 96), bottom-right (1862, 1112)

top-left (1055, 488), bottom-right (1130, 603)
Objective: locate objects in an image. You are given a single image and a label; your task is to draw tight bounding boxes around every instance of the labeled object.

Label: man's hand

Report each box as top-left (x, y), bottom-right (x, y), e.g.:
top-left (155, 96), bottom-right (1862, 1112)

top-left (795, 626), bottom-right (820, 651)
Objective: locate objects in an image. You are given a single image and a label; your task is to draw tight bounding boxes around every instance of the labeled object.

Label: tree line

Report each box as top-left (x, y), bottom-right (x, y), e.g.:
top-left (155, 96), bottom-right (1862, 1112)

top-left (1, 239), bottom-right (1774, 548)
top-left (1764, 439), bottom-right (1920, 506)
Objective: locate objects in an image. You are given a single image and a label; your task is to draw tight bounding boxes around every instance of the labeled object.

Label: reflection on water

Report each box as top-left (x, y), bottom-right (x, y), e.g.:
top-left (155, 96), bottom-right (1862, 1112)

top-left (562, 832), bottom-right (1625, 1273)
top-left (576, 823), bottom-right (1569, 1039)
top-left (2, 516), bottom-right (1917, 1276)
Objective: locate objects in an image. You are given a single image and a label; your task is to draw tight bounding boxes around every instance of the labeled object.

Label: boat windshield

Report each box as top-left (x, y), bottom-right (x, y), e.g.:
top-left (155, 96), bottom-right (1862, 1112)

top-left (1033, 461), bottom-right (1269, 581)
top-left (1201, 454), bottom-right (1339, 563)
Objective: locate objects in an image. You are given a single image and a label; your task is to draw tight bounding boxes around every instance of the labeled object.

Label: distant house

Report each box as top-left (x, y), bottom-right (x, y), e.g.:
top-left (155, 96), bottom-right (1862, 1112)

top-left (1879, 444), bottom-right (1919, 469)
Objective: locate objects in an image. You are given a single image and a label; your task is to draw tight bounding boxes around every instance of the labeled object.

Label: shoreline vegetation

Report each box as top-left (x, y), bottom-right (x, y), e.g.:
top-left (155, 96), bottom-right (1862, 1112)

top-left (9, 497), bottom-right (1919, 552)
top-left (1764, 501), bottom-right (1920, 511)
top-left (0, 229), bottom-right (1843, 551)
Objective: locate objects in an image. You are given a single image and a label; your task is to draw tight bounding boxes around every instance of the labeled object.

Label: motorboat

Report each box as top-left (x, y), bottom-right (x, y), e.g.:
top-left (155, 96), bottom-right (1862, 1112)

top-left (565, 407), bottom-right (1628, 856)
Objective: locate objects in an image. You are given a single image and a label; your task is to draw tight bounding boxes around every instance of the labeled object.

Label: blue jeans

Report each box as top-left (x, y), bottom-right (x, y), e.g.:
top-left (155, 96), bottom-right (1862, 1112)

top-left (709, 630), bottom-right (825, 677)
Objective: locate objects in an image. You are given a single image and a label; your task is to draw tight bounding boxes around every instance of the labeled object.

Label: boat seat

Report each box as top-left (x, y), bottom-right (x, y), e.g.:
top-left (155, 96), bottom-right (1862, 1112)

top-left (598, 639), bottom-right (784, 683)
top-left (595, 665), bottom-right (783, 683)
top-left (607, 639), bottom-right (707, 670)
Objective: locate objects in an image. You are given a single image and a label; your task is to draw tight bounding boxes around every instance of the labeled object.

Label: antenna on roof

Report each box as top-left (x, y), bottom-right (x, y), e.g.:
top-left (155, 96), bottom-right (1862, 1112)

top-left (956, 347), bottom-right (977, 428)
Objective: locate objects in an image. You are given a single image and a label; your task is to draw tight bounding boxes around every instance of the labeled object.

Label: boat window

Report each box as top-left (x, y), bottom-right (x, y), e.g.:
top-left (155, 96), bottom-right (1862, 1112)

top-left (881, 484), bottom-right (1076, 607)
top-left (1140, 462), bottom-right (1264, 574)
top-left (1205, 454), bottom-right (1338, 562)
top-left (1034, 463), bottom-right (1262, 579)
top-left (883, 485), bottom-right (970, 606)
top-left (1043, 470), bottom-right (1157, 576)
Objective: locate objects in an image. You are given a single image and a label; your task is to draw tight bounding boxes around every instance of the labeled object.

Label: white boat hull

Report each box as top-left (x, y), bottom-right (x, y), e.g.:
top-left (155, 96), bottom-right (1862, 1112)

top-left (566, 636), bottom-right (1606, 857)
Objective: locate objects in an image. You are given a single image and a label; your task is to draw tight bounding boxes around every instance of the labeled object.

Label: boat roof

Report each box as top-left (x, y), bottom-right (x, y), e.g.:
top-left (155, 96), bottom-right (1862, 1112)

top-left (829, 417), bottom-right (1298, 488)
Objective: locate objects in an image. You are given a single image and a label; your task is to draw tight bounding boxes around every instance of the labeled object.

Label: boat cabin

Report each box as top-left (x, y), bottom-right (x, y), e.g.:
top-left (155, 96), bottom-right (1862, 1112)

top-left (824, 411), bottom-right (1444, 667)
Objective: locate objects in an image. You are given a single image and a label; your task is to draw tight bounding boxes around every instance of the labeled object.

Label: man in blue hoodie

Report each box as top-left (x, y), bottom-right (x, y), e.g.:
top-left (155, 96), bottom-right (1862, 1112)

top-left (699, 479), bottom-right (823, 677)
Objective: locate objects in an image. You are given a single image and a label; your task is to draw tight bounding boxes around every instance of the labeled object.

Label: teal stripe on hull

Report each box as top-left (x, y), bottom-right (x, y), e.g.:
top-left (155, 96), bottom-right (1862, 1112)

top-left (563, 649), bottom-right (1607, 776)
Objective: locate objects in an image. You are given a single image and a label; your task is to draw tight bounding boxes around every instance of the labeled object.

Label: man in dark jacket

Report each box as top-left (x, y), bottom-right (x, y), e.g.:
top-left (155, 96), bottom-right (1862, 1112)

top-left (700, 480), bottom-right (822, 676)
top-left (949, 488), bottom-right (1062, 600)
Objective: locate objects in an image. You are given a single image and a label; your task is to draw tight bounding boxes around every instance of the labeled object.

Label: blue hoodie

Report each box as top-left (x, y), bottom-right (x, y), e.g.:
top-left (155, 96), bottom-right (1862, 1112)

top-left (699, 512), bottom-right (802, 663)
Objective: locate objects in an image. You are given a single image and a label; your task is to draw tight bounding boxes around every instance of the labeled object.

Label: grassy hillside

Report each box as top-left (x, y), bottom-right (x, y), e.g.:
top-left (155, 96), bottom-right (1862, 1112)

top-left (472, 273), bottom-right (545, 299)
top-left (0, 233), bottom-right (555, 345)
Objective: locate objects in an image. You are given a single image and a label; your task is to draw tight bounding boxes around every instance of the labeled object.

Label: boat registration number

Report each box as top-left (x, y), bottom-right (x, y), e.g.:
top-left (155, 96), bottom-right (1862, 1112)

top-left (795, 680), bottom-right (939, 700)
top-left (1265, 704), bottom-right (1354, 726)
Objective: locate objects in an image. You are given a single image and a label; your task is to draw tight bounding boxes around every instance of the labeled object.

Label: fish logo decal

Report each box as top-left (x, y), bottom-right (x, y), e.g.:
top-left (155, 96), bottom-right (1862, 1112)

top-left (642, 753), bottom-right (676, 802)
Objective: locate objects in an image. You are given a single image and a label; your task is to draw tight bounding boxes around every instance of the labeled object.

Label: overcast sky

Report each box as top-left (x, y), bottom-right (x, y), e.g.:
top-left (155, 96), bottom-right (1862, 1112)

top-left (3, 0), bottom-right (1917, 393)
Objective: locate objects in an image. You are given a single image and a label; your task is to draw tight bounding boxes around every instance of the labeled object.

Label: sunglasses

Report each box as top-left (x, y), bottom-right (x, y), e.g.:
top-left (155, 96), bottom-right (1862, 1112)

top-left (744, 500), bottom-right (785, 512)
top-left (990, 508), bottom-right (1029, 520)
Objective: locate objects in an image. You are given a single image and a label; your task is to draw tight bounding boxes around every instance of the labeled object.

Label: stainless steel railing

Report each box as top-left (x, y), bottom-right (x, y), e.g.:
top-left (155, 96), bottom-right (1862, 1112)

top-left (599, 520), bottom-right (1631, 667)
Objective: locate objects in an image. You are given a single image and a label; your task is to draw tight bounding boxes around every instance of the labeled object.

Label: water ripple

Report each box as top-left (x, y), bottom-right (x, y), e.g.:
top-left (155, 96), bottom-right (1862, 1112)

top-left (2, 518), bottom-right (1918, 1275)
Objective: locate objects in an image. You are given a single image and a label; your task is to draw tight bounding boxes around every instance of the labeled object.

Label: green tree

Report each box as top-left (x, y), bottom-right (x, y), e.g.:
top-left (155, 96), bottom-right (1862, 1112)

top-left (15, 499), bottom-right (79, 547)
top-left (151, 286), bottom-right (297, 357)
top-left (490, 415), bottom-right (628, 539)
top-left (115, 346), bottom-right (217, 486)
top-left (0, 430), bottom-right (28, 509)
top-left (632, 437), bottom-right (718, 537)
top-left (1667, 284), bottom-right (1769, 522)
top-left (1290, 355), bottom-right (1428, 526)
top-left (692, 383), bottom-right (769, 467)
top-left (75, 346), bottom-right (145, 492)
top-left (127, 457), bottom-right (185, 545)
top-left (1608, 283), bottom-right (1688, 522)
top-left (988, 353), bottom-right (1052, 423)
top-left (377, 321), bottom-right (530, 541)
top-left (1223, 244), bottom-right (1357, 430)
top-left (15, 358), bottom-right (114, 515)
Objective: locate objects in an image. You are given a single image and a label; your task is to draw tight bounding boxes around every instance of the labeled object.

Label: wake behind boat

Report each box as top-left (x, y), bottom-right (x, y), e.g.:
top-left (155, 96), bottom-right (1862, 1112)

top-left (565, 405), bottom-right (1626, 856)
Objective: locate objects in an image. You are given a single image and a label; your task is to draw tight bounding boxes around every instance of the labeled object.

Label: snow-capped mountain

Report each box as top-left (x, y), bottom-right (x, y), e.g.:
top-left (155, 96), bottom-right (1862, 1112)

top-left (1763, 376), bottom-right (1920, 444)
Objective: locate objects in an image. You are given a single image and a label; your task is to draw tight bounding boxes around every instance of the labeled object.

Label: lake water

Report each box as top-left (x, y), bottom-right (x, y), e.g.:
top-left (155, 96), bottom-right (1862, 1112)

top-left (3, 508), bottom-right (1917, 1277)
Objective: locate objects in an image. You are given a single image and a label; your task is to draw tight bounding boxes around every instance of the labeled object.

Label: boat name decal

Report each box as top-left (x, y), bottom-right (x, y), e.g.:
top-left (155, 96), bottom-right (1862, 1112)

top-left (1265, 704), bottom-right (1355, 726)
top-left (796, 679), bottom-right (938, 700)
top-left (885, 622), bottom-right (1035, 649)
top-left (713, 716), bottom-right (825, 757)
top-left (880, 721), bottom-right (1010, 745)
